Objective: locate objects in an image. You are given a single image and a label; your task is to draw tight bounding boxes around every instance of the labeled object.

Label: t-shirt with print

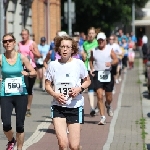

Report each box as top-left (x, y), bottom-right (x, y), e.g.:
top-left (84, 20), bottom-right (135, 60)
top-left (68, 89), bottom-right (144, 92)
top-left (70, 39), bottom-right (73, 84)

top-left (45, 58), bottom-right (88, 108)
top-left (83, 39), bottom-right (98, 70)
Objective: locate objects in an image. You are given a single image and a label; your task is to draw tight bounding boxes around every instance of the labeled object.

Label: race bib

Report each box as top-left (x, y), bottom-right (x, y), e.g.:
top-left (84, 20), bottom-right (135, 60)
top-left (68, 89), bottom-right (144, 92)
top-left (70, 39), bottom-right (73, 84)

top-left (55, 82), bottom-right (73, 97)
top-left (5, 77), bottom-right (23, 93)
top-left (98, 70), bottom-right (111, 82)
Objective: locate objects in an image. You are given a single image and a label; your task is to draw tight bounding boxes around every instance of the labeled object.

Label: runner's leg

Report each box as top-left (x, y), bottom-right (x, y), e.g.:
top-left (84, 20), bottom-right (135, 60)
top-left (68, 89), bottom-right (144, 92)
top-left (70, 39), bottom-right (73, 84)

top-left (53, 118), bottom-right (68, 150)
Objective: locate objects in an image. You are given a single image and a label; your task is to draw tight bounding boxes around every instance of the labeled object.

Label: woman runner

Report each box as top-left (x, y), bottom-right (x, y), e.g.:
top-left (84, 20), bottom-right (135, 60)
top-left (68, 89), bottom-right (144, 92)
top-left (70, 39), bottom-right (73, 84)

top-left (0, 33), bottom-right (37, 150)
top-left (18, 29), bottom-right (41, 117)
top-left (45, 36), bottom-right (91, 150)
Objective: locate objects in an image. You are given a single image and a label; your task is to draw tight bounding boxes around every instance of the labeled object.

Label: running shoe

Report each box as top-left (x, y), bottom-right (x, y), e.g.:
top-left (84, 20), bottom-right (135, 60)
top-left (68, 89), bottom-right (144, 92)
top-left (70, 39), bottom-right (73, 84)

top-left (6, 139), bottom-right (16, 150)
top-left (116, 79), bottom-right (119, 84)
top-left (95, 106), bottom-right (99, 113)
top-left (119, 77), bottom-right (122, 82)
top-left (90, 109), bottom-right (96, 117)
top-left (98, 116), bottom-right (106, 125)
top-left (105, 101), bottom-right (113, 117)
top-left (26, 110), bottom-right (31, 117)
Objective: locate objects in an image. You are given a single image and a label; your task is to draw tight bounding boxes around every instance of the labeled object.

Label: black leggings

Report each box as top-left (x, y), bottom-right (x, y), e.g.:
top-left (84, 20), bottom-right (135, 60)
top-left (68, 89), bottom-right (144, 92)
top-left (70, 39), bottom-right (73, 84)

top-left (1, 95), bottom-right (28, 133)
top-left (24, 76), bottom-right (36, 95)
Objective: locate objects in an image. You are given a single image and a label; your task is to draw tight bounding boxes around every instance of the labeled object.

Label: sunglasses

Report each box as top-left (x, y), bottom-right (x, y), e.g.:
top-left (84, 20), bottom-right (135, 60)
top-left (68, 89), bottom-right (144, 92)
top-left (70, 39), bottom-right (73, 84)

top-left (2, 39), bottom-right (14, 44)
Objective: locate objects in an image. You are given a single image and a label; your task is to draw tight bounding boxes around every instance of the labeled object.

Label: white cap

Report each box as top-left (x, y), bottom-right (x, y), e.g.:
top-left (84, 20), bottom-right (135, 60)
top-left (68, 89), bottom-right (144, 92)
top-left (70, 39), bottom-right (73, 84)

top-left (97, 32), bottom-right (106, 40)
top-left (58, 31), bottom-right (68, 37)
top-left (142, 35), bottom-right (148, 44)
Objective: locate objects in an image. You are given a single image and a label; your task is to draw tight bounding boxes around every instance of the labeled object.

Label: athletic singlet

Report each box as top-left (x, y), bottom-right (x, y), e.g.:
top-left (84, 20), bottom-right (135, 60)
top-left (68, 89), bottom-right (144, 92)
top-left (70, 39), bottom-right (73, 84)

top-left (93, 45), bottom-right (112, 71)
top-left (37, 44), bottom-right (49, 65)
top-left (18, 40), bottom-right (36, 68)
top-left (121, 43), bottom-right (128, 56)
top-left (1, 53), bottom-right (27, 96)
top-left (83, 39), bottom-right (98, 70)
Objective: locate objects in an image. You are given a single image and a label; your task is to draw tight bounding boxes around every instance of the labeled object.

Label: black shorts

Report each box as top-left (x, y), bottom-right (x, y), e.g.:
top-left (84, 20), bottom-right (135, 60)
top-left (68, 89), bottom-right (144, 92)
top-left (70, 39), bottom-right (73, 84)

top-left (93, 71), bottom-right (114, 92)
top-left (111, 65), bottom-right (117, 76)
top-left (88, 71), bottom-right (94, 92)
top-left (36, 64), bottom-right (44, 69)
top-left (51, 105), bottom-right (84, 124)
top-left (122, 56), bottom-right (128, 67)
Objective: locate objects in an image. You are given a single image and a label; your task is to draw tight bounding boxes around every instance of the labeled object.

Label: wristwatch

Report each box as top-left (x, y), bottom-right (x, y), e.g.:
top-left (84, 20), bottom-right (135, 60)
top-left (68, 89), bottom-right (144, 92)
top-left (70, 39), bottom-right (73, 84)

top-left (80, 87), bottom-right (85, 93)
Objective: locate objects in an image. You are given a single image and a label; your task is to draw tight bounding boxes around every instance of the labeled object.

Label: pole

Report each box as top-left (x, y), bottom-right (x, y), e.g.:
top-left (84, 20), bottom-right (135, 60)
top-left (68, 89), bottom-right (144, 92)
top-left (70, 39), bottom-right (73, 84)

top-left (0, 0), bottom-right (4, 79)
top-left (24, 0), bottom-right (25, 28)
top-left (67, 0), bottom-right (72, 36)
top-left (47, 0), bottom-right (50, 43)
top-left (0, 1), bottom-right (4, 53)
top-left (132, 2), bottom-right (135, 35)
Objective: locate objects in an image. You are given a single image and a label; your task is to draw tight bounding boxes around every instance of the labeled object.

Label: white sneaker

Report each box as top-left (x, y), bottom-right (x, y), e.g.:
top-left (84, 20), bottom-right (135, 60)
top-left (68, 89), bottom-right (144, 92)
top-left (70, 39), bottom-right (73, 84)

top-left (98, 116), bottom-right (106, 125)
top-left (105, 101), bottom-right (113, 117)
top-left (95, 107), bottom-right (99, 113)
top-left (119, 77), bottom-right (122, 82)
top-left (112, 89), bottom-right (115, 94)
top-left (116, 79), bottom-right (119, 84)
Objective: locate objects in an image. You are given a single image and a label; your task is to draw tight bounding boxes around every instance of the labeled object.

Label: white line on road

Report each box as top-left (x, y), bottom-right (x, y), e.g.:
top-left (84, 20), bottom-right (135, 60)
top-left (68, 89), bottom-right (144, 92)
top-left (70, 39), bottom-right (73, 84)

top-left (103, 72), bottom-right (127, 150)
top-left (14, 117), bottom-right (52, 150)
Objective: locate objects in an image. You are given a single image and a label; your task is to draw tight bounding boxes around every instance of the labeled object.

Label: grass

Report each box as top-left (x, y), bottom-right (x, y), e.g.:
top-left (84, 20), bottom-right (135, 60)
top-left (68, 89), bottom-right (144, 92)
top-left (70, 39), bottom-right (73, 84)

top-left (139, 118), bottom-right (147, 139)
top-left (135, 118), bottom-right (148, 150)
top-left (137, 79), bottom-right (142, 84)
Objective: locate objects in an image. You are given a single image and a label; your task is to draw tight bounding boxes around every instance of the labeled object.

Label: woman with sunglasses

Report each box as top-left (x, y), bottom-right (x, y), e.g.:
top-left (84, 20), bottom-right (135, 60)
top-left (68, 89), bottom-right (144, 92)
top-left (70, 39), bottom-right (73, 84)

top-left (45, 36), bottom-right (90, 150)
top-left (18, 29), bottom-right (41, 117)
top-left (0, 33), bottom-right (37, 150)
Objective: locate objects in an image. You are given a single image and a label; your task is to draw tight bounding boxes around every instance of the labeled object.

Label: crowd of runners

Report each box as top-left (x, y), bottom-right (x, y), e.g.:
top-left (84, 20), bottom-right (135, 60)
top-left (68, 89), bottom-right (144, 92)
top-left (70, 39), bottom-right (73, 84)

top-left (0, 27), bottom-right (137, 150)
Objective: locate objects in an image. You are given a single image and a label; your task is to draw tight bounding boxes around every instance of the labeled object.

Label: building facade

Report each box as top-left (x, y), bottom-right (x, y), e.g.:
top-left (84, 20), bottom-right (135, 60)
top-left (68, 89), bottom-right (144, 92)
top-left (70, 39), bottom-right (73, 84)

top-left (5, 0), bottom-right (61, 44)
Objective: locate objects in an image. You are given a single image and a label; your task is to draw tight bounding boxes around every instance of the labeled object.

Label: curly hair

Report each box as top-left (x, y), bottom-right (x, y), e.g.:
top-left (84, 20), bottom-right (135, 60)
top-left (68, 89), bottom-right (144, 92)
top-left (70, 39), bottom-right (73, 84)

top-left (55, 36), bottom-right (79, 56)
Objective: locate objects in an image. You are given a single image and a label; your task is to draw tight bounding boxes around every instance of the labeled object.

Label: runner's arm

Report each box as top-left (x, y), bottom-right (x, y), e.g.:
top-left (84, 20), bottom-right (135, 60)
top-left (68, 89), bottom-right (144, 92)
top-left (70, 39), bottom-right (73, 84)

top-left (111, 50), bottom-right (119, 66)
top-left (30, 42), bottom-right (42, 58)
top-left (89, 50), bottom-right (95, 72)
top-left (43, 51), bottom-right (51, 69)
top-left (21, 54), bottom-right (37, 77)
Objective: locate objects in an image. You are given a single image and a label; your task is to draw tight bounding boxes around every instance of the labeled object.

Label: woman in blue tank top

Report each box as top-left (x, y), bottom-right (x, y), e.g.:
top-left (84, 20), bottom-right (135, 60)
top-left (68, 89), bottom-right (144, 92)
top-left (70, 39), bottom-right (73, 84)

top-left (0, 33), bottom-right (37, 150)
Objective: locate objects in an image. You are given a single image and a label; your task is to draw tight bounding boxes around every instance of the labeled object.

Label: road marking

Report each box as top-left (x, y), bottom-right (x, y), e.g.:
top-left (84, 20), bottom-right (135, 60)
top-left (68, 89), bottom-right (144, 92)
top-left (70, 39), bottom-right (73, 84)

top-left (14, 117), bottom-right (52, 150)
top-left (103, 72), bottom-right (127, 150)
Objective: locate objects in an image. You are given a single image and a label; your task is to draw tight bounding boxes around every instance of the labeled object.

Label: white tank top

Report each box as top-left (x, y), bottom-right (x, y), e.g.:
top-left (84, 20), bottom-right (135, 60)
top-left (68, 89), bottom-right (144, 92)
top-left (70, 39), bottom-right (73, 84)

top-left (93, 45), bottom-right (112, 71)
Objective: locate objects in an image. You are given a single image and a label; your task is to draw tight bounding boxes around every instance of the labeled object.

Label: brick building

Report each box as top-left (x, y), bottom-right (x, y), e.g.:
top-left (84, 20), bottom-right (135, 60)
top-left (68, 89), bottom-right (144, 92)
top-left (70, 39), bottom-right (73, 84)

top-left (5, 0), bottom-right (61, 44)
top-left (32, 0), bottom-right (61, 44)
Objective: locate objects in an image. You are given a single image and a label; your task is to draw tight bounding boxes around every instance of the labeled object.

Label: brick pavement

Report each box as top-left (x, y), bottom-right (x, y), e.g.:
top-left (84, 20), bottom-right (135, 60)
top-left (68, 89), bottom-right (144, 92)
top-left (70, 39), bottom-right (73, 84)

top-left (109, 58), bottom-right (143, 150)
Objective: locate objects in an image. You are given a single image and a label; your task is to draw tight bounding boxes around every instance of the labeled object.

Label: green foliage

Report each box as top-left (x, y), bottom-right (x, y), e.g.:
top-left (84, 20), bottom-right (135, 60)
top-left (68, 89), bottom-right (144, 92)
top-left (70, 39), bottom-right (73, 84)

top-left (67, 0), bottom-right (149, 34)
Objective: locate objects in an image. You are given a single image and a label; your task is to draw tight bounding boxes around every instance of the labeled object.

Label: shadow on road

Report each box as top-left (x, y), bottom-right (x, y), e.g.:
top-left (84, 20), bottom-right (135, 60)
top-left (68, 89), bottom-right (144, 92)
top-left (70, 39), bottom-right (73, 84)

top-left (143, 91), bottom-right (150, 100)
top-left (146, 144), bottom-right (150, 150)
top-left (39, 128), bottom-right (55, 134)
top-left (34, 120), bottom-right (52, 123)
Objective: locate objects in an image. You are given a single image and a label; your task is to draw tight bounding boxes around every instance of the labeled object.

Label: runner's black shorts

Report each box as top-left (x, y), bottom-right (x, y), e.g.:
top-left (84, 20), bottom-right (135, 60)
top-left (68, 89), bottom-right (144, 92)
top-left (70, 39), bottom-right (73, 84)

top-left (51, 105), bottom-right (84, 124)
top-left (36, 64), bottom-right (44, 69)
top-left (93, 71), bottom-right (114, 92)
top-left (88, 71), bottom-right (94, 91)
top-left (111, 65), bottom-right (117, 76)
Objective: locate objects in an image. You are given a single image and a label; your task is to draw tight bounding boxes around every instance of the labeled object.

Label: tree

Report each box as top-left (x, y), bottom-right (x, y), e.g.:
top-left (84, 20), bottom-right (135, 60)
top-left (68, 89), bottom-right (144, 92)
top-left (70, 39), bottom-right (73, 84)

top-left (62, 0), bottom-right (149, 35)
